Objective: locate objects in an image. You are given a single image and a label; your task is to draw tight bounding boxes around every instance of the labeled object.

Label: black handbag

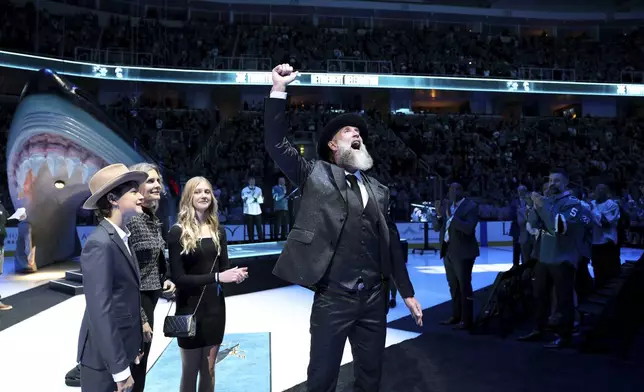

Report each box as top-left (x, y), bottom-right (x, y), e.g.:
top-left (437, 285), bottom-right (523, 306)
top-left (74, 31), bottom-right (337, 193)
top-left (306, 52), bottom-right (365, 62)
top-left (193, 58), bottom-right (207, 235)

top-left (163, 254), bottom-right (218, 338)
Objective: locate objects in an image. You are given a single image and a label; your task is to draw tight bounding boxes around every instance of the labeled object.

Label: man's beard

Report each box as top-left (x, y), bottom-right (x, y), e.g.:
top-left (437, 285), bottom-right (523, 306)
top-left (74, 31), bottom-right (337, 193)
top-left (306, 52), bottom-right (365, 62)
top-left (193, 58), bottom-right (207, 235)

top-left (336, 140), bottom-right (374, 171)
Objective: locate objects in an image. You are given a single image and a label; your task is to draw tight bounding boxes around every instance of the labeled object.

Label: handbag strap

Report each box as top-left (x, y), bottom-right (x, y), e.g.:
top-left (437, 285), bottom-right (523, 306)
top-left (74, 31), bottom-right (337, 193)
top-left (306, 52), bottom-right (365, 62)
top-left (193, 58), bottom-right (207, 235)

top-left (191, 257), bottom-right (218, 316)
top-left (165, 233), bottom-right (220, 319)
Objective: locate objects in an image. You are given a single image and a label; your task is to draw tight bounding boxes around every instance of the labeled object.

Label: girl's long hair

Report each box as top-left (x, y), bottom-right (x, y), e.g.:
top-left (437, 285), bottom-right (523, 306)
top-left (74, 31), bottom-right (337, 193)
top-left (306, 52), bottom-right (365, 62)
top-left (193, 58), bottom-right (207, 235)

top-left (176, 176), bottom-right (220, 254)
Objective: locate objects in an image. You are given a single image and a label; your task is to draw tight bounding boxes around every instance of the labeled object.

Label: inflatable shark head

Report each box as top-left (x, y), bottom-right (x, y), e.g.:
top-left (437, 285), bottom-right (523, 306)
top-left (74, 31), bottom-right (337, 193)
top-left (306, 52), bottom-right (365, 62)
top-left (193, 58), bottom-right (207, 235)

top-left (5, 69), bottom-right (176, 268)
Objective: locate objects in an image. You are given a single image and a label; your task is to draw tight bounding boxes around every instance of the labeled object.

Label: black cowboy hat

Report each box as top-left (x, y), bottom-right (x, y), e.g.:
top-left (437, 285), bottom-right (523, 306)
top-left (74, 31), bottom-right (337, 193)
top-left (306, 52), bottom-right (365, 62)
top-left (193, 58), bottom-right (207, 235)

top-left (317, 113), bottom-right (369, 161)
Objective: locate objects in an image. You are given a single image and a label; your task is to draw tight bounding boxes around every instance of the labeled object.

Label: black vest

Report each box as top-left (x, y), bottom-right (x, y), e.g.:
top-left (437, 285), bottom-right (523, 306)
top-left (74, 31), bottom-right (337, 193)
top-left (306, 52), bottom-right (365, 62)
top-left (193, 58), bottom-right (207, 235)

top-left (322, 180), bottom-right (382, 289)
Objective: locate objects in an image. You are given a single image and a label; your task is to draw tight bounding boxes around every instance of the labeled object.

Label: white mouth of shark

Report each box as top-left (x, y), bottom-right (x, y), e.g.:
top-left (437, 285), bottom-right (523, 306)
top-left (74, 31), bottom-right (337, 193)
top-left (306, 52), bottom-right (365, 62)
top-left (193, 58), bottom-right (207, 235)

top-left (9, 133), bottom-right (106, 195)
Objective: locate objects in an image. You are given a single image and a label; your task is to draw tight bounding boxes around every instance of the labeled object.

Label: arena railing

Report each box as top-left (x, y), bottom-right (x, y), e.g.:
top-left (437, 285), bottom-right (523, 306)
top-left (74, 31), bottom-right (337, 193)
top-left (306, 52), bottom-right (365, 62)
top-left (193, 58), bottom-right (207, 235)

top-left (519, 67), bottom-right (577, 82)
top-left (621, 70), bottom-right (644, 84)
top-left (326, 59), bottom-right (393, 74)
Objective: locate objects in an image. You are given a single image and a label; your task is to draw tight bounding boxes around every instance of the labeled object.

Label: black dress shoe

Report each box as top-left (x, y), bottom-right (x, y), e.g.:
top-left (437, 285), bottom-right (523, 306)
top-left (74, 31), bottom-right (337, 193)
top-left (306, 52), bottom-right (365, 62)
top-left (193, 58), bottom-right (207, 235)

top-left (389, 298), bottom-right (397, 308)
top-left (65, 364), bottom-right (81, 387)
top-left (439, 317), bottom-right (460, 325)
top-left (517, 330), bottom-right (543, 342)
top-left (543, 338), bottom-right (572, 349)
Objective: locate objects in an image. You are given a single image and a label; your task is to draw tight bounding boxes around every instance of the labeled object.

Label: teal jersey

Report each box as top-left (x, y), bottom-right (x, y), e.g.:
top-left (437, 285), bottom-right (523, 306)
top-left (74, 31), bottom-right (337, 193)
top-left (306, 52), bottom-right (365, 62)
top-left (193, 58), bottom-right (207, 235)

top-left (528, 191), bottom-right (593, 266)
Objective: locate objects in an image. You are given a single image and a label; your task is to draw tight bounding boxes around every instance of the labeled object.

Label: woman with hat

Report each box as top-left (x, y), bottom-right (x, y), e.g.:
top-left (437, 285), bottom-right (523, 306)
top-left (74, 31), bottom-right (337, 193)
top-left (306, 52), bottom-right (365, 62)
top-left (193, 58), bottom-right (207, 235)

top-left (76, 164), bottom-right (148, 392)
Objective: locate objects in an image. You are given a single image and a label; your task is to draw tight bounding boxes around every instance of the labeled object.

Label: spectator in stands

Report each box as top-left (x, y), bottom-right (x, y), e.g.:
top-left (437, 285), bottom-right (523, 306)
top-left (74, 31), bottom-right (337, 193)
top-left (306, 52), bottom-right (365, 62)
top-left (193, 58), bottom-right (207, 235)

top-left (241, 177), bottom-right (264, 242)
top-left (3, 1), bottom-right (643, 83)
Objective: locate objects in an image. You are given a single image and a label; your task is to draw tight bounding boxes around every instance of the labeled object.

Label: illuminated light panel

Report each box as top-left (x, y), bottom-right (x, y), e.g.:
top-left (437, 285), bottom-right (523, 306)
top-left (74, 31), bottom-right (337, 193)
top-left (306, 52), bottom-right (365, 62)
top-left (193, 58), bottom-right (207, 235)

top-left (1, 50), bottom-right (643, 96)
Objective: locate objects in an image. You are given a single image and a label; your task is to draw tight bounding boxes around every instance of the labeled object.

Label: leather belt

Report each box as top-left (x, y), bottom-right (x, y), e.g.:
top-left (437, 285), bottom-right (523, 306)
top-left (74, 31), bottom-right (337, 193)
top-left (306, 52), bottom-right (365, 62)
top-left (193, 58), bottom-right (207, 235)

top-left (322, 280), bottom-right (384, 294)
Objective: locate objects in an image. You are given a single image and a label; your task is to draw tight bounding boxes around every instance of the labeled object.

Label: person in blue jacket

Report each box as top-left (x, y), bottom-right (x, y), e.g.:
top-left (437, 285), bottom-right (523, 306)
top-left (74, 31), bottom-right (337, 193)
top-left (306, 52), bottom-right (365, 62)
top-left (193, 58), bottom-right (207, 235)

top-left (518, 169), bottom-right (592, 348)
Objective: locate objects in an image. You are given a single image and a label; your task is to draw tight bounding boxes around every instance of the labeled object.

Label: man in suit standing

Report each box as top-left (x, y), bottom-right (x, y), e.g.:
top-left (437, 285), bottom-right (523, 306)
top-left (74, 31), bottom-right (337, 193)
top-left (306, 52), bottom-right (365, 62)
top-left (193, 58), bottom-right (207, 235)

top-left (265, 64), bottom-right (423, 392)
top-left (77, 164), bottom-right (148, 392)
top-left (431, 183), bottom-right (480, 330)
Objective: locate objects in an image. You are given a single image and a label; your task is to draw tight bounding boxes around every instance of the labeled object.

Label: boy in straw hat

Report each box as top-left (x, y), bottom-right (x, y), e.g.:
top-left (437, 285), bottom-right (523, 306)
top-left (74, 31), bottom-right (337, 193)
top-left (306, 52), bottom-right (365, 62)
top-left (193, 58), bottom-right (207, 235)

top-left (76, 164), bottom-right (147, 392)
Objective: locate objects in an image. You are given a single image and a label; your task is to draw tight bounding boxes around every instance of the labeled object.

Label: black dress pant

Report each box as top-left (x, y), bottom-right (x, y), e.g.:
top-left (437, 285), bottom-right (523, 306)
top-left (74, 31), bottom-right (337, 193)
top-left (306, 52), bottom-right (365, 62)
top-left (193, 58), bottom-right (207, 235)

top-left (575, 257), bottom-right (593, 301)
top-left (522, 239), bottom-right (534, 266)
top-left (307, 285), bottom-right (387, 392)
top-left (591, 241), bottom-right (621, 289)
top-left (512, 241), bottom-right (522, 267)
top-left (513, 240), bottom-right (533, 267)
top-left (130, 289), bottom-right (161, 392)
top-left (274, 210), bottom-right (289, 240)
top-left (444, 254), bottom-right (475, 325)
top-left (81, 364), bottom-right (118, 392)
top-left (533, 261), bottom-right (575, 339)
top-left (244, 214), bottom-right (263, 242)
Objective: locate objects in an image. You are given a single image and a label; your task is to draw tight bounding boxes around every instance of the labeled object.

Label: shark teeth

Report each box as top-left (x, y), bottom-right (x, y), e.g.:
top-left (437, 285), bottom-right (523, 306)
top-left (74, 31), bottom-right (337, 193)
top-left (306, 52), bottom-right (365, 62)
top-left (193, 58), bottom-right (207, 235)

top-left (81, 164), bottom-right (90, 184)
top-left (14, 140), bottom-right (103, 192)
top-left (17, 159), bottom-right (31, 187)
top-left (29, 154), bottom-right (46, 177)
top-left (65, 157), bottom-right (80, 178)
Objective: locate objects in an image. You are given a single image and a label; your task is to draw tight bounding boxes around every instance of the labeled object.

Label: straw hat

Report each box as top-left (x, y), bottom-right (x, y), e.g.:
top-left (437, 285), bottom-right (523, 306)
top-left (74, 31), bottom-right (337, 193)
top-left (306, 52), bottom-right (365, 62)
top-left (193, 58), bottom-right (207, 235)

top-left (82, 164), bottom-right (148, 210)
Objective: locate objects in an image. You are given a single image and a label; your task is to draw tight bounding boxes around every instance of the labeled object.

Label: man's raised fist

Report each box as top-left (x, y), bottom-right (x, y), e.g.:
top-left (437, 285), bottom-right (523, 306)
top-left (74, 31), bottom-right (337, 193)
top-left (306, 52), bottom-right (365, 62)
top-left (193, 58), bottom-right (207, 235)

top-left (271, 64), bottom-right (298, 90)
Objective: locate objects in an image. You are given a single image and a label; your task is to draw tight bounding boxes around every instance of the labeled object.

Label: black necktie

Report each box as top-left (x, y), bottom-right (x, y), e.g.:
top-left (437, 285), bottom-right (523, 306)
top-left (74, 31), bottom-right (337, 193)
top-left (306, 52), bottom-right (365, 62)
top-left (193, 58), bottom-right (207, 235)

top-left (346, 174), bottom-right (364, 209)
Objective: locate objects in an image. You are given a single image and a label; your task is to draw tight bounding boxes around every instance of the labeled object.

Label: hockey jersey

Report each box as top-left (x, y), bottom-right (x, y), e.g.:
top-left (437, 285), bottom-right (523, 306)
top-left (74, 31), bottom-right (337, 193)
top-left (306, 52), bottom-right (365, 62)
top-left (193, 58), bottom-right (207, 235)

top-left (528, 190), bottom-right (593, 267)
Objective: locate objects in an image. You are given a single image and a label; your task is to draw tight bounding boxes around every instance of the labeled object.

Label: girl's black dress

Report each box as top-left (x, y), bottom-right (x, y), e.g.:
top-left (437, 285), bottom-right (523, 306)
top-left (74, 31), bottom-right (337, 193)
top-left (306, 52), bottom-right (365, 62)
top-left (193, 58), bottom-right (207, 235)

top-left (168, 225), bottom-right (230, 349)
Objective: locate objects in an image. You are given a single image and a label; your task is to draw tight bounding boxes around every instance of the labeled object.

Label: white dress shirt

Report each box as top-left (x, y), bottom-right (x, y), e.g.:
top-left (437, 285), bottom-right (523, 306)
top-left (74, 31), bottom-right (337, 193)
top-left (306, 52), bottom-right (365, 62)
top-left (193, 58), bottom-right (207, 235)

top-left (591, 199), bottom-right (620, 245)
top-left (270, 91), bottom-right (288, 100)
top-left (103, 218), bottom-right (133, 382)
top-left (444, 198), bottom-right (465, 243)
top-left (105, 218), bottom-right (132, 255)
top-left (346, 170), bottom-right (368, 207)
top-left (242, 186), bottom-right (263, 215)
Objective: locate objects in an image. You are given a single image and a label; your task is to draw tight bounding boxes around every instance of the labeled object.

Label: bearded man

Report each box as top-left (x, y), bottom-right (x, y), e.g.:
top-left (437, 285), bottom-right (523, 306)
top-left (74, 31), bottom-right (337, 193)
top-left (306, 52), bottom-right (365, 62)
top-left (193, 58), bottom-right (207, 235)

top-left (264, 64), bottom-right (422, 392)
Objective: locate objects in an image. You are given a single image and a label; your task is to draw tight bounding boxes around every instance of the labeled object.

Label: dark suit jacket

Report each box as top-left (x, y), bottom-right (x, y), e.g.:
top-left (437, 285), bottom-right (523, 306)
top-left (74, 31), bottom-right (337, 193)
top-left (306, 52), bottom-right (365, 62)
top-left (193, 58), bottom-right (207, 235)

top-left (431, 198), bottom-right (480, 260)
top-left (264, 97), bottom-right (414, 298)
top-left (510, 198), bottom-right (531, 244)
top-left (77, 219), bottom-right (143, 375)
